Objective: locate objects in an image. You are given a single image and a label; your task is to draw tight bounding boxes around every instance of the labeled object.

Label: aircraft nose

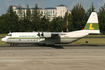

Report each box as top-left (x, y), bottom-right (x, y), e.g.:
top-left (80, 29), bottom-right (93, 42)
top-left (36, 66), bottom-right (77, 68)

top-left (1, 38), bottom-right (7, 42)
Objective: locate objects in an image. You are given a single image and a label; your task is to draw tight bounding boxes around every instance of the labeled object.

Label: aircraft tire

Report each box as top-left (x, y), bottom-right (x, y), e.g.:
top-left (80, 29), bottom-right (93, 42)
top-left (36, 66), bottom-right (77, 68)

top-left (46, 44), bottom-right (55, 46)
top-left (10, 44), bottom-right (14, 46)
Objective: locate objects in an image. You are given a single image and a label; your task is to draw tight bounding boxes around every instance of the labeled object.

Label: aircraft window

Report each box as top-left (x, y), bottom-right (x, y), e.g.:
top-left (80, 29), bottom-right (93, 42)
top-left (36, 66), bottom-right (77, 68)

top-left (7, 34), bottom-right (12, 36)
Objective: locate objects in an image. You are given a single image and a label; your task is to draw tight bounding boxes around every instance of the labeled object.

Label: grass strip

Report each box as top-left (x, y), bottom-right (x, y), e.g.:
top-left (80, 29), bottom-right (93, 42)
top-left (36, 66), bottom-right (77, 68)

top-left (0, 39), bottom-right (8, 45)
top-left (71, 38), bottom-right (105, 44)
top-left (87, 35), bottom-right (105, 37)
top-left (0, 34), bottom-right (7, 37)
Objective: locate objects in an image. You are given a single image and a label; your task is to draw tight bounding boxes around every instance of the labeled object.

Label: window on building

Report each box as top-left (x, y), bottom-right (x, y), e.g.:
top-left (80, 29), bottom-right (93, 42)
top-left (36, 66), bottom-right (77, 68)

top-left (53, 11), bottom-right (54, 14)
top-left (38, 10), bottom-right (40, 13)
top-left (32, 10), bottom-right (34, 14)
top-left (17, 11), bottom-right (19, 14)
top-left (47, 10), bottom-right (52, 15)
top-left (44, 11), bottom-right (46, 14)
top-left (41, 11), bottom-right (43, 14)
top-left (22, 10), bottom-right (25, 16)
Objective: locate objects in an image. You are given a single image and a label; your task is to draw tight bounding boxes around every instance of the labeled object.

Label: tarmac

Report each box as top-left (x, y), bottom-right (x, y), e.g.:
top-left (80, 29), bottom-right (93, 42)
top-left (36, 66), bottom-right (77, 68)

top-left (0, 44), bottom-right (105, 70)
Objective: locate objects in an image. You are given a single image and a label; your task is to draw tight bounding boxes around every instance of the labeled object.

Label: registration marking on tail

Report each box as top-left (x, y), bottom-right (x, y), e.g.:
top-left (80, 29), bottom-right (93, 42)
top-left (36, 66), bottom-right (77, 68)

top-left (89, 23), bottom-right (94, 30)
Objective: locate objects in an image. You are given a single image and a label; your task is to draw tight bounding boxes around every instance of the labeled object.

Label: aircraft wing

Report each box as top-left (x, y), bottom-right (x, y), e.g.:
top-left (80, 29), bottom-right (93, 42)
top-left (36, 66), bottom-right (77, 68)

top-left (38, 32), bottom-right (66, 38)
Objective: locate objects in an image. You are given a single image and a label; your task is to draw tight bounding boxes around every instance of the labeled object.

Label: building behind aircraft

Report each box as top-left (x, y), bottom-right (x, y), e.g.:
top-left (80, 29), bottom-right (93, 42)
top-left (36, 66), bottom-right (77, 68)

top-left (12, 4), bottom-right (71, 21)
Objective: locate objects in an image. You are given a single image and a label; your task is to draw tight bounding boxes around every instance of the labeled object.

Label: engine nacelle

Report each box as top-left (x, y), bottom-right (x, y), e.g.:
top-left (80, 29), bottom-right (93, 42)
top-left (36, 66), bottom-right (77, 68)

top-left (42, 33), bottom-right (51, 38)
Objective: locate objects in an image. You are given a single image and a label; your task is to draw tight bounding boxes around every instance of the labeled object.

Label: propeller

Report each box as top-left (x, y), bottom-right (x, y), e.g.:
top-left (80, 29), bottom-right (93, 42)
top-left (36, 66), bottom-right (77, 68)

top-left (41, 32), bottom-right (44, 37)
top-left (37, 32), bottom-right (40, 37)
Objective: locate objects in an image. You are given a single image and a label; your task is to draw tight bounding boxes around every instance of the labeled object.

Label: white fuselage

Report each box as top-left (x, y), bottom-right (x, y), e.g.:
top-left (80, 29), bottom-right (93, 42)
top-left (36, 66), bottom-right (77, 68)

top-left (1, 30), bottom-right (89, 45)
top-left (1, 12), bottom-right (100, 45)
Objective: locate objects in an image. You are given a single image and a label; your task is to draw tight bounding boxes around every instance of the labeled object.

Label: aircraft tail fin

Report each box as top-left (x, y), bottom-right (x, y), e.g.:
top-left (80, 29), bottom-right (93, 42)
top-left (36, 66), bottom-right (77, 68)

top-left (84, 12), bottom-right (100, 34)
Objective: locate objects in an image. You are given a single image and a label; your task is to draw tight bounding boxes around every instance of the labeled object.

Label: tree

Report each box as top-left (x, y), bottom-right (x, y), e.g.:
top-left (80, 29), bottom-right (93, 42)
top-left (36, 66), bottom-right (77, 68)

top-left (26, 4), bottom-right (31, 20)
top-left (32, 3), bottom-right (41, 31)
top-left (40, 16), bottom-right (50, 31)
top-left (63, 11), bottom-right (74, 32)
top-left (49, 16), bottom-right (64, 32)
top-left (5, 6), bottom-right (19, 32)
top-left (71, 3), bottom-right (86, 30)
top-left (98, 3), bottom-right (105, 34)
top-left (85, 3), bottom-right (95, 20)
top-left (66, 12), bottom-right (74, 31)
top-left (18, 4), bottom-right (23, 20)
top-left (0, 14), bottom-right (6, 33)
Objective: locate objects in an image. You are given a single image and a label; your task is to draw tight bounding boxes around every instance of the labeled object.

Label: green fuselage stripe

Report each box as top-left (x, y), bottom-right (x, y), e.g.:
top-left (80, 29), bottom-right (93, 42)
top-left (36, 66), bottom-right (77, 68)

top-left (8, 37), bottom-right (45, 39)
top-left (8, 37), bottom-right (81, 39)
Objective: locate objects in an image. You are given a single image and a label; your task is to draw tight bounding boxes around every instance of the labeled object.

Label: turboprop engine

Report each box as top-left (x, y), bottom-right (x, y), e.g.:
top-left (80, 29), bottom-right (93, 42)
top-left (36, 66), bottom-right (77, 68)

top-left (37, 32), bottom-right (51, 38)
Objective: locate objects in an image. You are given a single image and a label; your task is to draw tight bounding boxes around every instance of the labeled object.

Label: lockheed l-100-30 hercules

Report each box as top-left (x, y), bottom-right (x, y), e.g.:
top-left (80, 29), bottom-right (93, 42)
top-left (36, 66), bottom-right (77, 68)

top-left (1, 12), bottom-right (100, 46)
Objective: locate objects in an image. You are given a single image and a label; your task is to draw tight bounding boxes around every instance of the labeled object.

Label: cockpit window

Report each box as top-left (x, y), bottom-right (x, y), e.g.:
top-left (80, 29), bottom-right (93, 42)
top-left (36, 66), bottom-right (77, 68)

top-left (7, 34), bottom-right (12, 36)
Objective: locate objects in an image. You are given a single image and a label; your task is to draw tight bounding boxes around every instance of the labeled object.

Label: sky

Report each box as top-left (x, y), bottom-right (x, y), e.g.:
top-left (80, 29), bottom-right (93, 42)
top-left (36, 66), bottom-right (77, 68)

top-left (0, 0), bottom-right (105, 16)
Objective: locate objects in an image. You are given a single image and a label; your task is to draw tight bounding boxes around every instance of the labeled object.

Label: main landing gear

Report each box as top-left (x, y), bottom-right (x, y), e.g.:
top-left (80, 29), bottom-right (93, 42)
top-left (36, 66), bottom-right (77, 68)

top-left (10, 44), bottom-right (14, 46)
top-left (10, 44), bottom-right (19, 46)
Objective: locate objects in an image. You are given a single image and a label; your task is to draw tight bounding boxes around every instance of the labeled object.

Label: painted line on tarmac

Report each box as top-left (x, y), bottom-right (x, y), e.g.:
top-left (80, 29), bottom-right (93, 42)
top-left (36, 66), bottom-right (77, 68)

top-left (0, 59), bottom-right (24, 62)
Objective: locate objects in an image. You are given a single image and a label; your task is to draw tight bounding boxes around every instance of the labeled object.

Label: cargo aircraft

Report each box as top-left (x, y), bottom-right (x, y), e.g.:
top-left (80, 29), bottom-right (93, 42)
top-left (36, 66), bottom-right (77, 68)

top-left (1, 12), bottom-right (100, 46)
